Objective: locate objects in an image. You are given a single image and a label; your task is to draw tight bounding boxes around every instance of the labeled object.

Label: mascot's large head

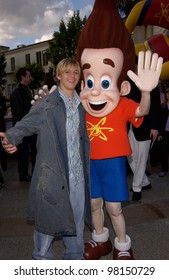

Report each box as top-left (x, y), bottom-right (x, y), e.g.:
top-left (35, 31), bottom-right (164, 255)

top-left (76, 0), bottom-right (135, 117)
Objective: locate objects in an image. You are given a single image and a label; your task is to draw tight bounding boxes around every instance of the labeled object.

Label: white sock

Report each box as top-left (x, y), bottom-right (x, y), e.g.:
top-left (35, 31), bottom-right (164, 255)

top-left (92, 227), bottom-right (109, 243)
top-left (114, 235), bottom-right (131, 251)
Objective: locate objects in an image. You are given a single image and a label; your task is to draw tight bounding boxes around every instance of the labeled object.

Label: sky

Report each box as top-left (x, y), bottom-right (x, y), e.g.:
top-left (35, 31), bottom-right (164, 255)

top-left (0, 0), bottom-right (95, 50)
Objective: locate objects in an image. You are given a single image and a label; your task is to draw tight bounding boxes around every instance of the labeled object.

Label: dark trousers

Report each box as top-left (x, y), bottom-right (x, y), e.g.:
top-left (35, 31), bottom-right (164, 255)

top-left (0, 169), bottom-right (3, 181)
top-left (17, 134), bottom-right (37, 179)
top-left (0, 142), bottom-right (7, 171)
top-left (159, 131), bottom-right (169, 172)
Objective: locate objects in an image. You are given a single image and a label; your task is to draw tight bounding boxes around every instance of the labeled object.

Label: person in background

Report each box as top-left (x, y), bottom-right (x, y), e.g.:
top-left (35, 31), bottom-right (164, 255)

top-left (0, 88), bottom-right (7, 188)
top-left (157, 88), bottom-right (169, 177)
top-left (43, 71), bottom-right (58, 91)
top-left (0, 58), bottom-right (92, 260)
top-left (149, 78), bottom-right (167, 167)
top-left (10, 67), bottom-right (37, 182)
top-left (127, 80), bottom-right (161, 201)
top-left (158, 78), bottom-right (166, 104)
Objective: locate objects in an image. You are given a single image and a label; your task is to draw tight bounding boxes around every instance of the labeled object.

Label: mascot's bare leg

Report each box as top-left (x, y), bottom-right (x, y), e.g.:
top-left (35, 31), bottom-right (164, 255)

top-left (84, 198), bottom-right (112, 259)
top-left (106, 202), bottom-right (134, 260)
top-left (84, 199), bottom-right (134, 260)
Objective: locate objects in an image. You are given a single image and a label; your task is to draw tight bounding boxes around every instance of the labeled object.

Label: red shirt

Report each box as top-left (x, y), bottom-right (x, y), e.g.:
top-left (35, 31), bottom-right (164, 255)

top-left (86, 97), bottom-right (143, 159)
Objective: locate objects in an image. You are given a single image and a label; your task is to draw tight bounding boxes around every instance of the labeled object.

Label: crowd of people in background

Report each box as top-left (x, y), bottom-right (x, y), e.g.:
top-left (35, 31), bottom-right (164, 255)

top-left (149, 80), bottom-right (169, 178)
top-left (126, 78), bottom-right (169, 192)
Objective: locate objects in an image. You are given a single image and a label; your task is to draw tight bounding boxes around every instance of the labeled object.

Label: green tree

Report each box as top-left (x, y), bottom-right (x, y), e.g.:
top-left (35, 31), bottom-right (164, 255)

top-left (46, 10), bottom-right (87, 66)
top-left (0, 54), bottom-right (7, 89)
top-left (46, 4), bottom-right (137, 67)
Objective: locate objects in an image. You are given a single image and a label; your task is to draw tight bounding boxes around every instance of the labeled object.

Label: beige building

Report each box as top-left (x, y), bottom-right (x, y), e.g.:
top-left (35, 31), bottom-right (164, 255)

top-left (3, 40), bottom-right (53, 99)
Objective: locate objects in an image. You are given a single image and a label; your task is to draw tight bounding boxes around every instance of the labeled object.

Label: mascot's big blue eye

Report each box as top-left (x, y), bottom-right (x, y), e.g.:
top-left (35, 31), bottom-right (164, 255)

top-left (101, 80), bottom-right (110, 89)
top-left (101, 76), bottom-right (111, 90)
top-left (87, 79), bottom-right (94, 89)
top-left (87, 75), bottom-right (94, 89)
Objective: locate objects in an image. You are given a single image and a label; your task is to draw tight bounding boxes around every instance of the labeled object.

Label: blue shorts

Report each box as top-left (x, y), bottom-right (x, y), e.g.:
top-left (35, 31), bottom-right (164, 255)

top-left (90, 157), bottom-right (129, 202)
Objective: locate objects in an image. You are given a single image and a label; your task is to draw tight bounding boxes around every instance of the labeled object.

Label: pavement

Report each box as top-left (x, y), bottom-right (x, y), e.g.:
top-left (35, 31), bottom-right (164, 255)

top-left (0, 154), bottom-right (169, 260)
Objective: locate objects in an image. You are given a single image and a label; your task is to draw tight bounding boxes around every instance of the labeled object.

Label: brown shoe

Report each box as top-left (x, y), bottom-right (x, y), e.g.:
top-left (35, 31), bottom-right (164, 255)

top-left (84, 238), bottom-right (112, 260)
top-left (113, 247), bottom-right (134, 260)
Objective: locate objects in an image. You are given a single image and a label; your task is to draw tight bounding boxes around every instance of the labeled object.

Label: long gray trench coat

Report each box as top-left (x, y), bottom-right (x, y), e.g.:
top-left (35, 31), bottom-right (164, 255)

top-left (6, 88), bottom-right (92, 236)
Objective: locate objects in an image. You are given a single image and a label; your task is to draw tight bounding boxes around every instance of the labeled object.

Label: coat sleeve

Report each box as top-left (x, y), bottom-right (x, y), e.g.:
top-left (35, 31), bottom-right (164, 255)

top-left (6, 101), bottom-right (43, 146)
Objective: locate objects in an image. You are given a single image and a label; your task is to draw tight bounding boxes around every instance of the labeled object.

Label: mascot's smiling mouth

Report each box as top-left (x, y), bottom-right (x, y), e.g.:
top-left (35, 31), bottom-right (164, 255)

top-left (89, 100), bottom-right (107, 111)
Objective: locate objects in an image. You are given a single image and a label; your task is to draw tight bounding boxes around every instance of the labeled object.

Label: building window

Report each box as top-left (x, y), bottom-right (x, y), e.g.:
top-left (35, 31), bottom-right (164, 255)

top-left (25, 53), bottom-right (31, 65)
top-left (42, 50), bottom-right (48, 66)
top-left (36, 51), bottom-right (42, 65)
top-left (10, 57), bottom-right (15, 71)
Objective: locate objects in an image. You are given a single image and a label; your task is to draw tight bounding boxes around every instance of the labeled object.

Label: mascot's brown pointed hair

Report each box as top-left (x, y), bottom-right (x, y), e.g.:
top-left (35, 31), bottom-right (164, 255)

top-left (76, 0), bottom-right (135, 87)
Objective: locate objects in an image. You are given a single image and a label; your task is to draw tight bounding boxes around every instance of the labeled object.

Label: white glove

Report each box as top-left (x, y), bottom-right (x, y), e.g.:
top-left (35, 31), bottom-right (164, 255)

top-left (31, 85), bottom-right (57, 105)
top-left (127, 50), bottom-right (163, 92)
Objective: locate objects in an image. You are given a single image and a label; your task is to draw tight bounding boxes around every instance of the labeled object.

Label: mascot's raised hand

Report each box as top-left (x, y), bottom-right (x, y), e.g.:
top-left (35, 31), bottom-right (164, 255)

top-left (31, 84), bottom-right (57, 105)
top-left (127, 50), bottom-right (163, 93)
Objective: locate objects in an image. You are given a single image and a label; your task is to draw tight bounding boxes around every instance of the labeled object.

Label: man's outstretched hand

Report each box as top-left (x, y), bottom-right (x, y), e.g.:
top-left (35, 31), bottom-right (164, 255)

top-left (0, 132), bottom-right (17, 154)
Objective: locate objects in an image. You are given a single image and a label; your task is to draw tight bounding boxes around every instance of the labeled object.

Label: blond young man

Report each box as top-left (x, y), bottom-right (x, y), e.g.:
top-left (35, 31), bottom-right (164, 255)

top-left (0, 58), bottom-right (92, 260)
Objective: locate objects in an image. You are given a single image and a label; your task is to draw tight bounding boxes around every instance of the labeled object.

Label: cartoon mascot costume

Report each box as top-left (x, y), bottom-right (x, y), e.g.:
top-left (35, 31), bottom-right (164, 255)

top-left (76, 0), bottom-right (163, 260)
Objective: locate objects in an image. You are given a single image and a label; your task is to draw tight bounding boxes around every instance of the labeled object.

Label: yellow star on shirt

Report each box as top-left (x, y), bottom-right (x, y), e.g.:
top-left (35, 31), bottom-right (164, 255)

top-left (87, 117), bottom-right (114, 141)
